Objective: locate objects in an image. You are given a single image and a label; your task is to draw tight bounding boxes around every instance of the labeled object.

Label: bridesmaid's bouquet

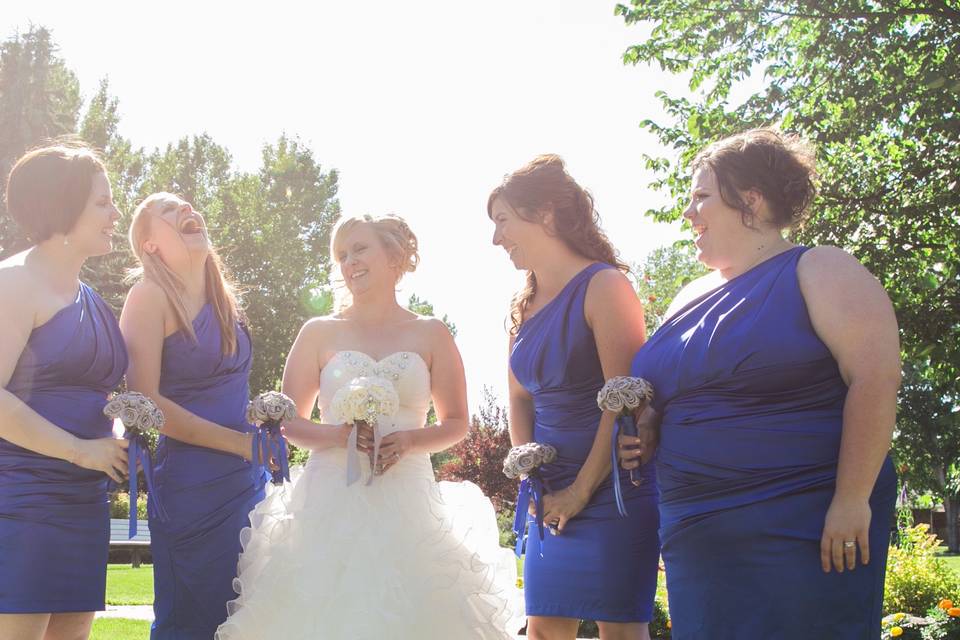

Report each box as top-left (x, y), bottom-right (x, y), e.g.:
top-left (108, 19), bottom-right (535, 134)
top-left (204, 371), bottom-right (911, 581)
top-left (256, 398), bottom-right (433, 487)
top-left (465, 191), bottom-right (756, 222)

top-left (503, 442), bottom-right (557, 558)
top-left (331, 376), bottom-right (400, 486)
top-left (246, 391), bottom-right (296, 486)
top-left (597, 376), bottom-right (654, 516)
top-left (103, 391), bottom-right (168, 537)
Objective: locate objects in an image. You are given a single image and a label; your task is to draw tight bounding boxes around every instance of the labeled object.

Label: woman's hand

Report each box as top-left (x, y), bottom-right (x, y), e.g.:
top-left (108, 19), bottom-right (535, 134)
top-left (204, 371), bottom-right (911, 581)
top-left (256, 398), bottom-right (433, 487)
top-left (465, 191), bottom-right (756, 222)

top-left (536, 484), bottom-right (590, 535)
top-left (376, 430), bottom-right (413, 475)
top-left (72, 437), bottom-right (129, 483)
top-left (355, 422), bottom-right (375, 453)
top-left (820, 494), bottom-right (872, 573)
top-left (618, 405), bottom-right (661, 470)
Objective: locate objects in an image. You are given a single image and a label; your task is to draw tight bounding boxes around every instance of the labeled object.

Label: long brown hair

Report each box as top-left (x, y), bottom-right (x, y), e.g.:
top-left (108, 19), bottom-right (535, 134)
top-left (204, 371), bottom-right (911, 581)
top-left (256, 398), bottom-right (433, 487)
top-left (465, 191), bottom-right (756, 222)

top-left (488, 154), bottom-right (628, 335)
top-left (128, 192), bottom-right (244, 355)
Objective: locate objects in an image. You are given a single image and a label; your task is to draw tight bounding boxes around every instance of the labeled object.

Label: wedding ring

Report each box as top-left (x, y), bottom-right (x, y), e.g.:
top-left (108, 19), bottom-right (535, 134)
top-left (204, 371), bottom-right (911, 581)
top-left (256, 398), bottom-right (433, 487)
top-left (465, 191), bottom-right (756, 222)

top-left (843, 541), bottom-right (856, 548)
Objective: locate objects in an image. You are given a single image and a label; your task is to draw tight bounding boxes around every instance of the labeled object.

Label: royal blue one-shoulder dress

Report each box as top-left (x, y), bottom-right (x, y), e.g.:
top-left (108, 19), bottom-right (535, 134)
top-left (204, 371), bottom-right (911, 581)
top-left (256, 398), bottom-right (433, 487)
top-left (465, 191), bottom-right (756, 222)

top-left (511, 263), bottom-right (660, 622)
top-left (149, 304), bottom-right (266, 639)
top-left (1, 283), bottom-right (127, 613)
top-left (631, 247), bottom-right (896, 639)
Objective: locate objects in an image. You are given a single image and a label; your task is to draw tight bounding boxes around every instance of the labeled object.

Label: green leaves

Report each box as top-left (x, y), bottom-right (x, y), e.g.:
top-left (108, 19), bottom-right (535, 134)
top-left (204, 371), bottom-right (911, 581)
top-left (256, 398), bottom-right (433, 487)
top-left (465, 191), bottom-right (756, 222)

top-left (0, 28), bottom-right (342, 396)
top-left (618, 0), bottom-right (960, 530)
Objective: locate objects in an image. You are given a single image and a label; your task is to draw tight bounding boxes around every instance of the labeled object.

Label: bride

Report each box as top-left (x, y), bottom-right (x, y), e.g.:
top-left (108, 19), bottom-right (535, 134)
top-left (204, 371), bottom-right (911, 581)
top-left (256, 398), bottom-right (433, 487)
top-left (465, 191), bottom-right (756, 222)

top-left (215, 214), bottom-right (523, 639)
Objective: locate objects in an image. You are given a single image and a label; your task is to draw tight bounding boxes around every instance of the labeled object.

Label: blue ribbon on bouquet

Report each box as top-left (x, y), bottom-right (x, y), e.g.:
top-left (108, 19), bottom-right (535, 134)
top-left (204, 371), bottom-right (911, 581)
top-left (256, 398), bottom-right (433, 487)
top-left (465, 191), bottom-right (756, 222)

top-left (125, 434), bottom-right (167, 538)
top-left (610, 413), bottom-right (637, 518)
top-left (251, 420), bottom-right (289, 486)
top-left (512, 474), bottom-right (547, 558)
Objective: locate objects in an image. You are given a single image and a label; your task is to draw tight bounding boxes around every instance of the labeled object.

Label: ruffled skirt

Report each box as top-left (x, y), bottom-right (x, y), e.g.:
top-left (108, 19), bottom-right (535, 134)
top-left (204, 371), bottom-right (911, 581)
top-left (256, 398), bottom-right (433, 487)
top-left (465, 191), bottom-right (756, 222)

top-left (215, 449), bottom-right (524, 639)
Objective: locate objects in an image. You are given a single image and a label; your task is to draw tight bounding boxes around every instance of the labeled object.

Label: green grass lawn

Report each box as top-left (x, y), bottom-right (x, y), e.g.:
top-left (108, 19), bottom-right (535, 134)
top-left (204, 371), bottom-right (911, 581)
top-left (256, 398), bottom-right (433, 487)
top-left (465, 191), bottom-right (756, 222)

top-left (937, 547), bottom-right (960, 576)
top-left (90, 618), bottom-right (151, 640)
top-left (106, 564), bottom-right (153, 606)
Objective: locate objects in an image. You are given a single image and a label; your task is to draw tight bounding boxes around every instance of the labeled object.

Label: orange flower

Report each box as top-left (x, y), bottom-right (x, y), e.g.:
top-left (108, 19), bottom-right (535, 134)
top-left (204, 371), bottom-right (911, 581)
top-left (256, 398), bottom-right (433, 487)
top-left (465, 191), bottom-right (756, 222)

top-left (890, 627), bottom-right (903, 638)
top-left (939, 599), bottom-right (954, 610)
top-left (948, 607), bottom-right (960, 617)
top-left (666, 620), bottom-right (671, 629)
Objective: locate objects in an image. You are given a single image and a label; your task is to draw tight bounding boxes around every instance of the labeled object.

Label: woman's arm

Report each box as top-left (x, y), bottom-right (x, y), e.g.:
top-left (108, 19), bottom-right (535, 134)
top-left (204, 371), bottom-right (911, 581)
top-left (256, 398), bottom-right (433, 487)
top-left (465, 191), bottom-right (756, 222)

top-left (542, 269), bottom-right (647, 532)
top-left (280, 319), bottom-right (351, 451)
top-left (507, 335), bottom-right (535, 447)
top-left (377, 319), bottom-right (469, 471)
top-left (797, 246), bottom-right (901, 574)
top-left (120, 282), bottom-right (251, 459)
top-left (0, 270), bottom-right (128, 481)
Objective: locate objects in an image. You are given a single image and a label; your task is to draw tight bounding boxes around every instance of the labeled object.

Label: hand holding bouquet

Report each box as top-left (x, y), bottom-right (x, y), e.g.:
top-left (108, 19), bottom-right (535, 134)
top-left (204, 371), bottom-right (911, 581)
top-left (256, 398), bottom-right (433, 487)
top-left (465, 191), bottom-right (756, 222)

top-left (331, 376), bottom-right (400, 486)
top-left (246, 391), bottom-right (296, 485)
top-left (103, 391), bottom-right (167, 536)
top-left (503, 442), bottom-right (557, 558)
top-left (597, 376), bottom-right (654, 516)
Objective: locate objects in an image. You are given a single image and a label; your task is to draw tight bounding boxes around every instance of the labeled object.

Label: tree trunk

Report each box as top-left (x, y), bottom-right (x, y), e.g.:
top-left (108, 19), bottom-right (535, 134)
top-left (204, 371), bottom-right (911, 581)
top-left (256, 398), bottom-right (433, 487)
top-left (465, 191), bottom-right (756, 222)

top-left (946, 495), bottom-right (960, 554)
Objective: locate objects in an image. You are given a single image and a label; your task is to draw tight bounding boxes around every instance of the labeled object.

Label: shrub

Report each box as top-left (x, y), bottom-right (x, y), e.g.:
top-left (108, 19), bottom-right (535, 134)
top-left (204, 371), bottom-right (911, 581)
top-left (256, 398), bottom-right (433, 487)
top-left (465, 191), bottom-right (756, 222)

top-left (436, 389), bottom-right (516, 513)
top-left (109, 491), bottom-right (148, 520)
top-left (886, 524), bottom-right (960, 615)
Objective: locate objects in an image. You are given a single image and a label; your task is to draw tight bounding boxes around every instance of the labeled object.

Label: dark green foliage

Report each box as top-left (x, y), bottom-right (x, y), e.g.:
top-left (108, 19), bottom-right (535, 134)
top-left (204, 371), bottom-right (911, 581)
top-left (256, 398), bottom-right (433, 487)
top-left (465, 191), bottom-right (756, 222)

top-left (616, 0), bottom-right (960, 549)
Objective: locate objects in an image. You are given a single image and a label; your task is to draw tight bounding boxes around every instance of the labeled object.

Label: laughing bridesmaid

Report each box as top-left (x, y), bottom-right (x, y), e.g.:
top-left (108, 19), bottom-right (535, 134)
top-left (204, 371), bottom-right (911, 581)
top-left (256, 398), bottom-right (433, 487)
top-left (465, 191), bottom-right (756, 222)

top-left (121, 193), bottom-right (268, 639)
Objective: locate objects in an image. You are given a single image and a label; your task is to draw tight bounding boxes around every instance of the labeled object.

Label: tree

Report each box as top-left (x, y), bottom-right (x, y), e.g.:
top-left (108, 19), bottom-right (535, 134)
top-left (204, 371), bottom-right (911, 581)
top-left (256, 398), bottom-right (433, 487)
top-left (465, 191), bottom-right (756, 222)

top-left (79, 79), bottom-right (147, 310)
top-left (616, 0), bottom-right (960, 533)
top-left (635, 241), bottom-right (707, 333)
top-left (437, 386), bottom-right (515, 513)
top-left (407, 293), bottom-right (457, 337)
top-left (0, 26), bottom-right (82, 255)
top-left (218, 135), bottom-right (340, 394)
top-left (0, 28), bottom-right (343, 402)
top-left (894, 362), bottom-right (960, 552)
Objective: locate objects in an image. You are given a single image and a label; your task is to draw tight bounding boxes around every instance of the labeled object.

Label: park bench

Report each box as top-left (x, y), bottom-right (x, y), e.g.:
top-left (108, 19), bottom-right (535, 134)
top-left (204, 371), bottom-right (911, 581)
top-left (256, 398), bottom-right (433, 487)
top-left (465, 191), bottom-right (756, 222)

top-left (109, 518), bottom-right (150, 568)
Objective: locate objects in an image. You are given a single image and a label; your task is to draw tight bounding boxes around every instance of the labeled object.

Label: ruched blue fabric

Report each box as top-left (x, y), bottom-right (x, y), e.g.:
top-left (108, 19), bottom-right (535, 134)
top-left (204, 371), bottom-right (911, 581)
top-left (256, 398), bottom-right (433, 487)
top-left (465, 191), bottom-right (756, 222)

top-left (631, 247), bottom-right (896, 639)
top-left (510, 263), bottom-right (660, 622)
top-left (1, 283), bottom-right (127, 612)
top-left (149, 304), bottom-right (266, 640)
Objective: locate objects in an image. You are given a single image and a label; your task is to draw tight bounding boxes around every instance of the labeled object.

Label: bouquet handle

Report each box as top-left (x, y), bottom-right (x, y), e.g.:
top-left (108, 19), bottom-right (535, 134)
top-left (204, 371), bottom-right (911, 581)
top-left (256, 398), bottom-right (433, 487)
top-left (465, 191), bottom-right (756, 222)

top-left (512, 474), bottom-right (547, 558)
top-left (610, 414), bottom-right (638, 517)
top-left (251, 420), bottom-right (290, 486)
top-left (126, 434), bottom-right (167, 538)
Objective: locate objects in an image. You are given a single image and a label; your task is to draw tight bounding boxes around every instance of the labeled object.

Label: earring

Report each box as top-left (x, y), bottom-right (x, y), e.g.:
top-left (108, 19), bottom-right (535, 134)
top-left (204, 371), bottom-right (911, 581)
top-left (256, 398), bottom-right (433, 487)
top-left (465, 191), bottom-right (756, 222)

top-left (62, 235), bottom-right (70, 246)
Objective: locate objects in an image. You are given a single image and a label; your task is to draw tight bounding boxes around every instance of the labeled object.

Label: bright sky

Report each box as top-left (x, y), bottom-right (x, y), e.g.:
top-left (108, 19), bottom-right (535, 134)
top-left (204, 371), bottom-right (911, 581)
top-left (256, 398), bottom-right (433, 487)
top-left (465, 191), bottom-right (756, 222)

top-left (3, 0), bottom-right (689, 411)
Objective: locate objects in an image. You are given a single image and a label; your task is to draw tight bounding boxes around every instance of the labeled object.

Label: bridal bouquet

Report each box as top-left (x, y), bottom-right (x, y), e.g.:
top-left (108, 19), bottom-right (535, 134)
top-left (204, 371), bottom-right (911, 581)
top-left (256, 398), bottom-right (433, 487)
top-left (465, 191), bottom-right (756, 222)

top-left (331, 376), bottom-right (400, 486)
top-left (597, 376), bottom-right (654, 516)
top-left (103, 391), bottom-right (168, 537)
top-left (246, 391), bottom-right (296, 486)
top-left (503, 442), bottom-right (557, 558)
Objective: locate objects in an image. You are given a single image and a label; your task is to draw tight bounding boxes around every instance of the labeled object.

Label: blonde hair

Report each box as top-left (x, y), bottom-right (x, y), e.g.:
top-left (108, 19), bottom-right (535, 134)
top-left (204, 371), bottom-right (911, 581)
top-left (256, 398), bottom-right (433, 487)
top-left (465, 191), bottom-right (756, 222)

top-left (128, 192), bottom-right (244, 355)
top-left (329, 214), bottom-right (419, 308)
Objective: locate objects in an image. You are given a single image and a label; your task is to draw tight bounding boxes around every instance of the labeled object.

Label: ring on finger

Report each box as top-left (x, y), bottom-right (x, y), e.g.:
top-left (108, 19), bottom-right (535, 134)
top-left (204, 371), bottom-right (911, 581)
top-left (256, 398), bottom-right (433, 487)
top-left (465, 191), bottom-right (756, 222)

top-left (843, 540), bottom-right (856, 549)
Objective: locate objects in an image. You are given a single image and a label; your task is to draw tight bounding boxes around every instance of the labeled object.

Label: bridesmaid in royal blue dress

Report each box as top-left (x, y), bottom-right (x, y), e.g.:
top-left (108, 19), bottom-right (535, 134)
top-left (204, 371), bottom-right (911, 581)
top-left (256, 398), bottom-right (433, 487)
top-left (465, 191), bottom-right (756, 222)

top-left (622, 129), bottom-right (900, 639)
top-left (0, 145), bottom-right (129, 640)
top-left (489, 155), bottom-right (660, 640)
top-left (120, 193), bottom-right (268, 640)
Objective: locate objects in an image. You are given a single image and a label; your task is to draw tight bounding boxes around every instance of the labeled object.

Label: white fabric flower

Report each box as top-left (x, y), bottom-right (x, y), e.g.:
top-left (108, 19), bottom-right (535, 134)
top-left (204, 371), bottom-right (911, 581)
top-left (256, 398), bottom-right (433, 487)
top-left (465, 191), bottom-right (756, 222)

top-left (247, 391), bottom-right (297, 425)
top-left (331, 376), bottom-right (400, 425)
top-left (596, 376), bottom-right (654, 415)
top-left (503, 442), bottom-right (557, 479)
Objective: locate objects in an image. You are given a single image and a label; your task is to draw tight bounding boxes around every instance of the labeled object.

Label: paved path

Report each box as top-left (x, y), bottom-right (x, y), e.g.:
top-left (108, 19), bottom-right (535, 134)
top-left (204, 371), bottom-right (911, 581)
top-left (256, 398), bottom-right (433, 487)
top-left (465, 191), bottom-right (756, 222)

top-left (96, 605), bottom-right (154, 620)
top-left (95, 606), bottom-right (592, 639)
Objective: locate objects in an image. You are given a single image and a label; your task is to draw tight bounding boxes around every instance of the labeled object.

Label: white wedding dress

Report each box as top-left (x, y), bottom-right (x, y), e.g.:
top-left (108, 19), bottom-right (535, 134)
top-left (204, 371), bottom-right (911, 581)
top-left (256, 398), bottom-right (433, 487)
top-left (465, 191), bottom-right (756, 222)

top-left (215, 351), bottom-right (524, 640)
